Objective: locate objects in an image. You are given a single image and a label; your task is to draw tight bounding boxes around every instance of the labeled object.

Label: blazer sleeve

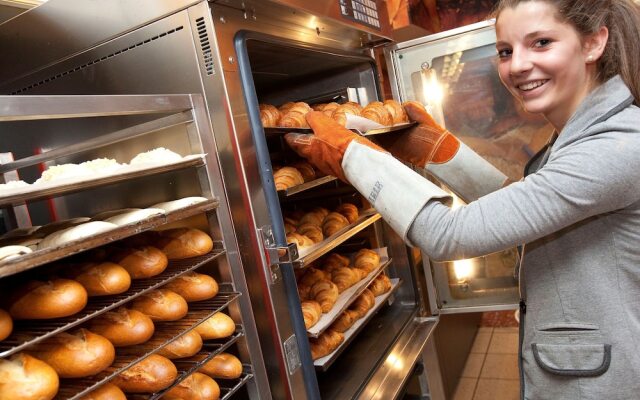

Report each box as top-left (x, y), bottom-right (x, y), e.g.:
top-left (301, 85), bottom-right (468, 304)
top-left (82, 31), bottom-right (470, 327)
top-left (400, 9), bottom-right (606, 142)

top-left (408, 131), bottom-right (640, 261)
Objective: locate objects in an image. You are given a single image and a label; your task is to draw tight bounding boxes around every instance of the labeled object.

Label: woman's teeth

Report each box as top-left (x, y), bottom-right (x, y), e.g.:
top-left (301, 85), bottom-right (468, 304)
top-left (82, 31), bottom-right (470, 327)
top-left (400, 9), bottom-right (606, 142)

top-left (519, 80), bottom-right (547, 91)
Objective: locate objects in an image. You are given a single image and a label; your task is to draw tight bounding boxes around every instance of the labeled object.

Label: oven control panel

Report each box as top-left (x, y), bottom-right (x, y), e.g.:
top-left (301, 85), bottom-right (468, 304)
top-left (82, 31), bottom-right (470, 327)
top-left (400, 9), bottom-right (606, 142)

top-left (339, 0), bottom-right (381, 29)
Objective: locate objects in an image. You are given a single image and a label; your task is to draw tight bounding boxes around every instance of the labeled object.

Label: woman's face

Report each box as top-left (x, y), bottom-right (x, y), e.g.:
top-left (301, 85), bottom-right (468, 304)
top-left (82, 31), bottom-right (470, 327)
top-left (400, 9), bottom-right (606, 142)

top-left (495, 1), bottom-right (594, 129)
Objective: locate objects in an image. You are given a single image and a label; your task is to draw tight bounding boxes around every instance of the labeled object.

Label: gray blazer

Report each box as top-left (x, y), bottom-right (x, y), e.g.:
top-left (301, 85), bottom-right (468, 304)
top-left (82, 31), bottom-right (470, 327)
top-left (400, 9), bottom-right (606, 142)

top-left (409, 75), bottom-right (640, 400)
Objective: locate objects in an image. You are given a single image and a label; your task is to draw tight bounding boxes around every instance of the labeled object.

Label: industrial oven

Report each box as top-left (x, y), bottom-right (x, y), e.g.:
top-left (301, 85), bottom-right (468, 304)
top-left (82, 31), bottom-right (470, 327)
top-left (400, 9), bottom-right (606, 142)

top-left (0, 1), bottom-right (550, 399)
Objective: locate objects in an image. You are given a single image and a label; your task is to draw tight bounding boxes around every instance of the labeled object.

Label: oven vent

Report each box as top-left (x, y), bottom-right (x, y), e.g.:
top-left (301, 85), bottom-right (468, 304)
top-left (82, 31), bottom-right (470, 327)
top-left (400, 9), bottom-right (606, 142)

top-left (195, 17), bottom-right (215, 76)
top-left (11, 26), bottom-right (185, 95)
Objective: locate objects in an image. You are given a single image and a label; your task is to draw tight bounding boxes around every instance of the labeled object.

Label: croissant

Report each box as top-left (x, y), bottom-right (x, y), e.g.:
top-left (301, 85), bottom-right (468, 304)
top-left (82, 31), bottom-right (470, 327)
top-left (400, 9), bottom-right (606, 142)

top-left (312, 103), bottom-right (327, 111)
top-left (310, 279), bottom-right (339, 313)
top-left (352, 268), bottom-right (368, 281)
top-left (278, 102), bottom-right (296, 113)
top-left (369, 274), bottom-right (392, 296)
top-left (298, 284), bottom-right (311, 301)
top-left (299, 211), bottom-right (325, 227)
top-left (287, 232), bottom-right (315, 249)
top-left (284, 221), bottom-right (297, 234)
top-left (354, 248), bottom-right (380, 273)
top-left (301, 300), bottom-right (322, 329)
top-left (362, 101), bottom-right (393, 126)
top-left (349, 288), bottom-right (375, 318)
top-left (259, 104), bottom-right (281, 127)
top-left (311, 207), bottom-right (330, 221)
top-left (299, 267), bottom-right (327, 288)
top-left (321, 102), bottom-right (340, 117)
top-left (309, 329), bottom-right (344, 360)
top-left (322, 212), bottom-right (350, 237)
top-left (322, 253), bottom-right (350, 273)
top-left (274, 167), bottom-right (304, 190)
top-left (331, 267), bottom-right (360, 293)
top-left (335, 203), bottom-right (359, 224)
top-left (298, 223), bottom-right (323, 243)
top-left (330, 309), bottom-right (360, 333)
top-left (291, 161), bottom-right (316, 182)
top-left (383, 99), bottom-right (409, 124)
top-left (331, 102), bottom-right (362, 126)
top-left (279, 102), bottom-right (311, 128)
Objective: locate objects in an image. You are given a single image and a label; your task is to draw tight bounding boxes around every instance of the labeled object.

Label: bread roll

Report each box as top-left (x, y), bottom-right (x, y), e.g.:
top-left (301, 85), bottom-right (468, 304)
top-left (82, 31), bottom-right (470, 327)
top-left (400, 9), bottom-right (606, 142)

top-left (274, 166), bottom-right (304, 191)
top-left (0, 353), bottom-right (59, 400)
top-left (158, 330), bottom-right (203, 359)
top-left (165, 272), bottom-right (219, 302)
top-left (7, 279), bottom-right (88, 320)
top-left (130, 289), bottom-right (188, 321)
top-left (165, 372), bottom-right (220, 400)
top-left (112, 354), bottom-right (177, 393)
top-left (0, 309), bottom-right (12, 341)
top-left (259, 103), bottom-right (281, 127)
top-left (195, 312), bottom-right (235, 340)
top-left (155, 228), bottom-right (214, 260)
top-left (110, 245), bottom-right (168, 279)
top-left (88, 307), bottom-right (154, 347)
top-left (66, 262), bottom-right (131, 296)
top-left (79, 383), bottom-right (126, 400)
top-left (199, 352), bottom-right (243, 379)
top-left (29, 329), bottom-right (115, 378)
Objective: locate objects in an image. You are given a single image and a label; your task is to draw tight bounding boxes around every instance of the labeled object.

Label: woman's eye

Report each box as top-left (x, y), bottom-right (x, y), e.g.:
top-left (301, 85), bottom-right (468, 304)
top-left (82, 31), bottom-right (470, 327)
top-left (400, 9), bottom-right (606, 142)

top-left (534, 39), bottom-right (551, 48)
top-left (497, 48), bottom-right (512, 58)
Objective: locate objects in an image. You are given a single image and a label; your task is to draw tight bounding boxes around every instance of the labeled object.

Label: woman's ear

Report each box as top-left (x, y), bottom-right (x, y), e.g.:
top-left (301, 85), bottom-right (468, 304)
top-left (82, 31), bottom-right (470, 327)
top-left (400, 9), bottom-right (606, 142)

top-left (584, 26), bottom-right (609, 63)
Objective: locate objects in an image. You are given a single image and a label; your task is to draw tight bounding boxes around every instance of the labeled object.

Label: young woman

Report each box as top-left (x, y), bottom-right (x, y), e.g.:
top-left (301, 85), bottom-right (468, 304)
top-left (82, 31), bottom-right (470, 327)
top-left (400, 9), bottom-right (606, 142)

top-left (285, 1), bottom-right (640, 399)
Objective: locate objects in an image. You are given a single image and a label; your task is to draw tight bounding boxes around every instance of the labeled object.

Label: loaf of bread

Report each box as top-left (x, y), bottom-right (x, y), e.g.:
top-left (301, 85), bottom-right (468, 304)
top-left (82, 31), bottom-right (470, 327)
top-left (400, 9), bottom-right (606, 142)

top-left (309, 329), bottom-right (344, 360)
top-left (78, 383), bottom-right (126, 400)
top-left (335, 203), bottom-right (359, 224)
top-left (88, 307), bottom-right (155, 347)
top-left (348, 288), bottom-right (375, 318)
top-left (259, 103), bottom-right (281, 127)
top-left (112, 354), bottom-right (177, 393)
top-left (155, 228), bottom-right (214, 260)
top-left (6, 279), bottom-right (88, 320)
top-left (361, 101), bottom-right (393, 126)
top-left (0, 309), bottom-right (12, 341)
top-left (354, 249), bottom-right (380, 273)
top-left (331, 267), bottom-right (361, 293)
top-left (29, 329), bottom-right (115, 378)
top-left (383, 99), bottom-right (409, 124)
top-left (331, 102), bottom-right (362, 126)
top-left (165, 272), bottom-right (219, 302)
top-left (274, 166), bottom-right (304, 191)
top-left (130, 289), bottom-right (188, 321)
top-left (110, 246), bottom-right (168, 279)
top-left (199, 352), bottom-right (243, 380)
top-left (369, 274), bottom-right (392, 296)
top-left (322, 212), bottom-right (349, 237)
top-left (279, 102), bottom-right (311, 128)
top-left (0, 353), bottom-right (59, 400)
top-left (158, 329), bottom-right (203, 359)
top-left (309, 280), bottom-right (339, 313)
top-left (291, 161), bottom-right (317, 182)
top-left (165, 372), bottom-right (220, 400)
top-left (322, 253), bottom-right (350, 273)
top-left (301, 300), bottom-right (322, 329)
top-left (66, 262), bottom-right (131, 296)
top-left (330, 309), bottom-right (360, 333)
top-left (195, 312), bottom-right (235, 340)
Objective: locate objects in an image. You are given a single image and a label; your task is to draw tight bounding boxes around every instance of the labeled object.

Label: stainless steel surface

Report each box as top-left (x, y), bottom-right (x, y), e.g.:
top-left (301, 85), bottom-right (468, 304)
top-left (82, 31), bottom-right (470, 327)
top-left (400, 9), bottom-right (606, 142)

top-left (0, 252), bottom-right (226, 359)
top-left (418, 333), bottom-right (446, 400)
top-left (0, 200), bottom-right (219, 278)
top-left (278, 176), bottom-right (338, 197)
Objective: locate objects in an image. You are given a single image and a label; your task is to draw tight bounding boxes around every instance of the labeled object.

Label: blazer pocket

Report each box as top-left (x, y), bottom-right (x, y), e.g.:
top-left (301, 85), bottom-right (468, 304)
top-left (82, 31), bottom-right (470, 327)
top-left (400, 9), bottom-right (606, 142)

top-left (532, 342), bottom-right (611, 377)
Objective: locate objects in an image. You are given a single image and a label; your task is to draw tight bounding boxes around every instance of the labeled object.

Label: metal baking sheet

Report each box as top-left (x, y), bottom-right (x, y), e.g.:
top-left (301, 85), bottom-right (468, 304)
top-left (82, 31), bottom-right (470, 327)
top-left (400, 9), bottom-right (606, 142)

top-left (294, 209), bottom-right (381, 267)
top-left (307, 248), bottom-right (391, 338)
top-left (0, 154), bottom-right (206, 207)
top-left (0, 198), bottom-right (219, 278)
top-left (264, 122), bottom-right (416, 137)
top-left (313, 278), bottom-right (402, 371)
top-left (278, 175), bottom-right (337, 197)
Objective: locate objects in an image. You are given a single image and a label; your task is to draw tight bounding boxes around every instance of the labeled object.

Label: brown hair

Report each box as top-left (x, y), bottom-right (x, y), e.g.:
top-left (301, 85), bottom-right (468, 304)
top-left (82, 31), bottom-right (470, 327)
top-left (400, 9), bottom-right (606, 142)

top-left (493, 0), bottom-right (640, 105)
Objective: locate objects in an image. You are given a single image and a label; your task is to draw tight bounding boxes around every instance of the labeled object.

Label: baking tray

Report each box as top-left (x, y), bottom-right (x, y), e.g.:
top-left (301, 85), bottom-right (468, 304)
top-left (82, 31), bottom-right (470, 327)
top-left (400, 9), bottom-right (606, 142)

top-left (0, 199), bottom-right (219, 278)
top-left (294, 209), bottom-right (381, 267)
top-left (307, 248), bottom-right (391, 338)
top-left (277, 175), bottom-right (337, 197)
top-left (263, 122), bottom-right (416, 137)
top-left (313, 278), bottom-right (401, 371)
top-left (0, 154), bottom-right (206, 207)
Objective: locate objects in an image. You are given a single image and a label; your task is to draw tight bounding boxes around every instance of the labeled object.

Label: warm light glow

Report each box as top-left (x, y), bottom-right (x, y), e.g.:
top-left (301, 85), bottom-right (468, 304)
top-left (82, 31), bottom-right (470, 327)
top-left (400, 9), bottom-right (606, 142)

top-left (422, 68), bottom-right (443, 105)
top-left (306, 16), bottom-right (317, 29)
top-left (386, 352), bottom-right (405, 371)
top-left (453, 258), bottom-right (474, 282)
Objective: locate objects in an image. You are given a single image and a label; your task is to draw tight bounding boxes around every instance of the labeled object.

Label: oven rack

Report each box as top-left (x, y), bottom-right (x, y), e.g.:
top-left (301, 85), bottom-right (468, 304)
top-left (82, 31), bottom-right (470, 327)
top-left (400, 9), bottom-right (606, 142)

top-left (263, 122), bottom-right (416, 138)
top-left (278, 175), bottom-right (338, 197)
top-left (140, 340), bottom-right (251, 400)
top-left (307, 251), bottom-right (392, 338)
top-left (0, 251), bottom-right (225, 358)
top-left (294, 209), bottom-right (381, 267)
top-left (313, 278), bottom-right (402, 371)
top-left (55, 293), bottom-right (241, 400)
top-left (0, 199), bottom-right (219, 278)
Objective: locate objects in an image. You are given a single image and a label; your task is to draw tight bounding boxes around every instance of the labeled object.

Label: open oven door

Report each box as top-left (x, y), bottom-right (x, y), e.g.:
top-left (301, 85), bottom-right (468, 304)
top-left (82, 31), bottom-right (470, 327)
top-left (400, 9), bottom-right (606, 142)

top-left (383, 20), bottom-right (555, 315)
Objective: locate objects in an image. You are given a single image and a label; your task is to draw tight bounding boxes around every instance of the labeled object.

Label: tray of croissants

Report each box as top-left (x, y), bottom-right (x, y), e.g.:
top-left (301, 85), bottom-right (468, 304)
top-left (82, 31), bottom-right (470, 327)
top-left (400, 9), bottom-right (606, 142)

top-left (259, 99), bottom-right (417, 136)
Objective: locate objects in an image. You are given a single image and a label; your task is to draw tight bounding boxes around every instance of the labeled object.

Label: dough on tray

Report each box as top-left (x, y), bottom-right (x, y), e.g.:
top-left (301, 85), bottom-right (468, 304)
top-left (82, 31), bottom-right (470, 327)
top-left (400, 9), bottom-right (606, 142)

top-left (149, 197), bottom-right (208, 213)
top-left (130, 147), bottom-right (182, 165)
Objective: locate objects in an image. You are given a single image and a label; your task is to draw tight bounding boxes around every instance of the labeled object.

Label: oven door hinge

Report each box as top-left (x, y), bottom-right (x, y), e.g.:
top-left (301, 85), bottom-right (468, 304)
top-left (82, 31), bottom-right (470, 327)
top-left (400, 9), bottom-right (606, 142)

top-left (258, 225), bottom-right (298, 284)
